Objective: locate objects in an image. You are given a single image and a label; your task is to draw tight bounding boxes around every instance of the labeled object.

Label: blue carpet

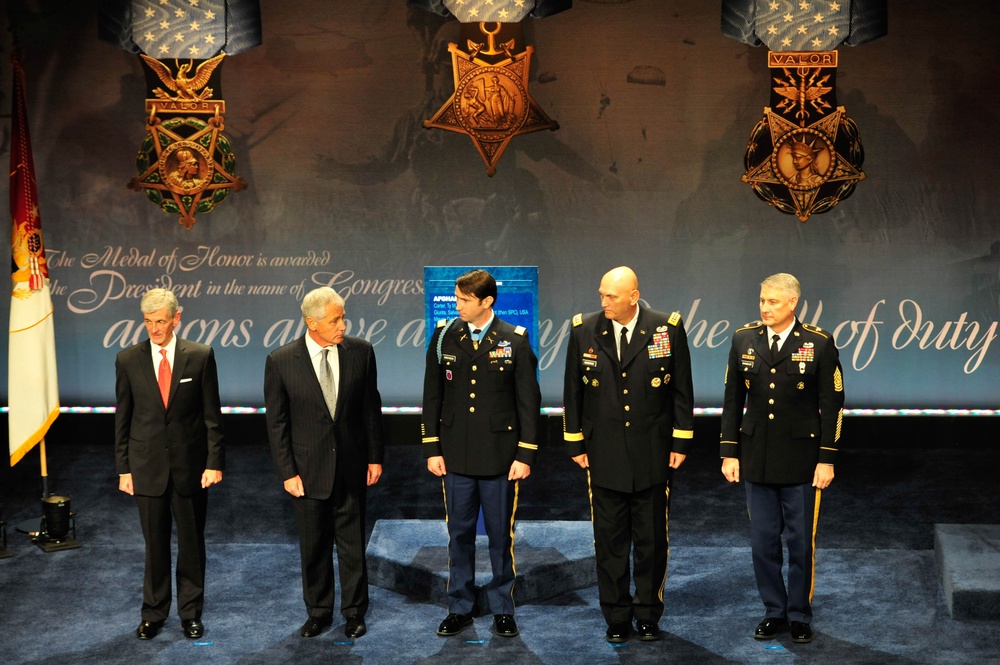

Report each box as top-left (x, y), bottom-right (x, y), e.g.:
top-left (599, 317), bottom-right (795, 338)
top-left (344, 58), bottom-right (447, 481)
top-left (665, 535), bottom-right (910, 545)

top-left (2, 424), bottom-right (999, 664)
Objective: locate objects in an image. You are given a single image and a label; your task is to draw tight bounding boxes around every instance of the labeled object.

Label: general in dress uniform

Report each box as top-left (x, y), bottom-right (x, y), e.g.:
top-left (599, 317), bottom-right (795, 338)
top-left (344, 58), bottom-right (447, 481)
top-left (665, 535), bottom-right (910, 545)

top-left (562, 266), bottom-right (694, 643)
top-left (720, 272), bottom-right (845, 645)
top-left (422, 269), bottom-right (541, 639)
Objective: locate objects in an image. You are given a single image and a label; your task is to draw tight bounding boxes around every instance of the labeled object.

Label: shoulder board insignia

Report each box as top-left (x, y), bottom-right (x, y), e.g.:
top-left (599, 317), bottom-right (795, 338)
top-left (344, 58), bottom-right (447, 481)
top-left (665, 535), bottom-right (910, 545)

top-left (436, 319), bottom-right (447, 328)
top-left (572, 313), bottom-right (583, 327)
top-left (668, 311), bottom-right (681, 326)
top-left (735, 320), bottom-right (764, 333)
top-left (513, 325), bottom-right (526, 336)
top-left (801, 323), bottom-right (830, 338)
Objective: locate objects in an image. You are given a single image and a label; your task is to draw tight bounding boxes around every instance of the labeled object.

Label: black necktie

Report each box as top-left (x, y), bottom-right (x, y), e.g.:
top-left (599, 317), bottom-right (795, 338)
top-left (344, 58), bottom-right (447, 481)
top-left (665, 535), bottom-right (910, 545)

top-left (619, 326), bottom-right (628, 360)
top-left (770, 333), bottom-right (780, 362)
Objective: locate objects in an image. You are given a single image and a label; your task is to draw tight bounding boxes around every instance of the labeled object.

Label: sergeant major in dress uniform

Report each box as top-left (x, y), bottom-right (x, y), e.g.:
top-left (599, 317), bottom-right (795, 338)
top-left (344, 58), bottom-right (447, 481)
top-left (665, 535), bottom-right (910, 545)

top-left (562, 266), bottom-right (695, 644)
top-left (421, 268), bottom-right (541, 640)
top-left (720, 272), bottom-right (845, 645)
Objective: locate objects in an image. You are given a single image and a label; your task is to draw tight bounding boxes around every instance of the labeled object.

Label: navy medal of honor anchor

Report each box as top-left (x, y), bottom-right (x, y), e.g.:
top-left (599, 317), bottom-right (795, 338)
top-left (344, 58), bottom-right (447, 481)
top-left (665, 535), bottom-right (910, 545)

top-left (424, 21), bottom-right (559, 176)
top-left (129, 54), bottom-right (247, 230)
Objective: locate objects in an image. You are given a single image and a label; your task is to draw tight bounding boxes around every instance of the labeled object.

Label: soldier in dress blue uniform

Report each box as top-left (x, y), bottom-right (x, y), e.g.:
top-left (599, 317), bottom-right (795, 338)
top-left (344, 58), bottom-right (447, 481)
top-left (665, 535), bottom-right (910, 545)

top-left (422, 269), bottom-right (541, 639)
top-left (720, 273), bottom-right (845, 645)
top-left (562, 266), bottom-right (695, 643)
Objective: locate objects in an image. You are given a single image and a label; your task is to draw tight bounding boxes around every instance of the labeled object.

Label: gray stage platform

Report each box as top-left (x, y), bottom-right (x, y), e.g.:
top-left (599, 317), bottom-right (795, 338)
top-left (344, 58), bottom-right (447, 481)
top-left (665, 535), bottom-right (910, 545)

top-left (934, 523), bottom-right (1000, 620)
top-left (367, 519), bottom-right (597, 609)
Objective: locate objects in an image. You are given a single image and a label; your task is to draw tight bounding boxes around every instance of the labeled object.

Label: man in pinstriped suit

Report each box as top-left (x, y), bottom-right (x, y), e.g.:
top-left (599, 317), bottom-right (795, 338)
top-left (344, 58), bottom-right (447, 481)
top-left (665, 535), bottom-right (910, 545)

top-left (264, 286), bottom-right (385, 639)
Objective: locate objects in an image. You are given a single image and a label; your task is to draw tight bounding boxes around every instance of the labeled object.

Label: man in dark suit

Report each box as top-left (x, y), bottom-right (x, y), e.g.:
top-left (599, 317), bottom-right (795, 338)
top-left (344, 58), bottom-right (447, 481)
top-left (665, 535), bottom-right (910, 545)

top-left (721, 272), bottom-right (845, 644)
top-left (115, 288), bottom-right (225, 641)
top-left (422, 269), bottom-right (541, 639)
top-left (562, 266), bottom-right (694, 643)
top-left (264, 286), bottom-right (385, 639)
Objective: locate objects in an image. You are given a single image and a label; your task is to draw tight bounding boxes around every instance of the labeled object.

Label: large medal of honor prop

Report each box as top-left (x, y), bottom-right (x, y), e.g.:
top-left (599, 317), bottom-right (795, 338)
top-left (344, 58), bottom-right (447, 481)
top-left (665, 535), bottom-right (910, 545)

top-left (99, 0), bottom-right (261, 229)
top-left (424, 19), bottom-right (559, 176)
top-left (723, 1), bottom-right (886, 222)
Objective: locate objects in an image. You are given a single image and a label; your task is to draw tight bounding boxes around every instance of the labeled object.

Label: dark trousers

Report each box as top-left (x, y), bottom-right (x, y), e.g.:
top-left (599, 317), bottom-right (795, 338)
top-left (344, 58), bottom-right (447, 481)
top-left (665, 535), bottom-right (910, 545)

top-left (590, 479), bottom-right (670, 625)
top-left (442, 472), bottom-right (518, 616)
top-left (134, 481), bottom-right (208, 622)
top-left (746, 481), bottom-right (821, 624)
top-left (292, 469), bottom-right (369, 620)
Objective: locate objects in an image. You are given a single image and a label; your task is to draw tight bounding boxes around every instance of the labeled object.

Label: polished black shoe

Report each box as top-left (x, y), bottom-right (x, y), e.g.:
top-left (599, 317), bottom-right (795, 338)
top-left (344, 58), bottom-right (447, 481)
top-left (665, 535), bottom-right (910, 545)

top-left (300, 615), bottom-right (333, 638)
top-left (181, 618), bottom-right (204, 639)
top-left (493, 614), bottom-right (519, 637)
top-left (635, 620), bottom-right (661, 641)
top-left (754, 617), bottom-right (788, 640)
top-left (345, 616), bottom-right (367, 638)
top-left (606, 621), bottom-right (631, 643)
top-left (436, 613), bottom-right (474, 637)
top-left (790, 621), bottom-right (814, 643)
top-left (135, 620), bottom-right (164, 640)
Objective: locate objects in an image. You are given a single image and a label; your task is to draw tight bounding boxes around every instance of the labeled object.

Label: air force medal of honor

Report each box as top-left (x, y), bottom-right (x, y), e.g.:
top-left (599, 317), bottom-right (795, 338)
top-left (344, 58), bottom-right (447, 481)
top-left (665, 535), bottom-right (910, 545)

top-left (423, 21), bottom-right (559, 176)
top-left (722, 0), bottom-right (887, 222)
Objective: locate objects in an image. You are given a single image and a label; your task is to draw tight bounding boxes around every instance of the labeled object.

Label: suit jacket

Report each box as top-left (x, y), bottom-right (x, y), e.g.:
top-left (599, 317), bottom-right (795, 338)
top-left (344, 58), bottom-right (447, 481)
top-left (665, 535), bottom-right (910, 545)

top-left (264, 335), bottom-right (385, 500)
top-left (114, 338), bottom-right (225, 497)
top-left (563, 307), bottom-right (695, 493)
top-left (720, 319), bottom-right (845, 485)
top-left (421, 316), bottom-right (541, 475)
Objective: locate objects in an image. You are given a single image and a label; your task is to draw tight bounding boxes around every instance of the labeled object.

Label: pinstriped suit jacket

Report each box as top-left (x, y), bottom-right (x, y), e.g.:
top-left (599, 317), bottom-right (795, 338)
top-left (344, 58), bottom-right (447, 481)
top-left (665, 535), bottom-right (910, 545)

top-left (264, 335), bottom-right (385, 500)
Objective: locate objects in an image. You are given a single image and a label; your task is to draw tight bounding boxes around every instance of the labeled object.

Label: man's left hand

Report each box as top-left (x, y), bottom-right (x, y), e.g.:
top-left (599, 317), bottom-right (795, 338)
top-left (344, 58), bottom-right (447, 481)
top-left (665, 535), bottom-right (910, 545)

top-left (508, 460), bottom-right (531, 481)
top-left (669, 452), bottom-right (687, 469)
top-left (367, 464), bottom-right (383, 486)
top-left (201, 469), bottom-right (223, 488)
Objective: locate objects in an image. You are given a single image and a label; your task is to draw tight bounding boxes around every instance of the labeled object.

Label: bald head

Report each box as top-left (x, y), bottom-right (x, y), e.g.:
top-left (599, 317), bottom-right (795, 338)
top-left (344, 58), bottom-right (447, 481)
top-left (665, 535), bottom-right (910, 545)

top-left (599, 266), bottom-right (640, 324)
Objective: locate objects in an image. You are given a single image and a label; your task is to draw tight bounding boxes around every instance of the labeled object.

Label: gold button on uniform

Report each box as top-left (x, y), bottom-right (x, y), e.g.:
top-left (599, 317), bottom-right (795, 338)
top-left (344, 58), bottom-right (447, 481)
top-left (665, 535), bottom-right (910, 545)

top-left (469, 406), bottom-right (475, 413)
top-left (771, 368), bottom-right (776, 374)
top-left (623, 389), bottom-right (629, 395)
top-left (624, 405), bottom-right (630, 411)
top-left (768, 413), bottom-right (774, 420)
top-left (769, 383), bottom-right (775, 389)
top-left (470, 393), bottom-right (476, 399)
top-left (768, 399), bottom-right (774, 405)
top-left (472, 365), bottom-right (477, 371)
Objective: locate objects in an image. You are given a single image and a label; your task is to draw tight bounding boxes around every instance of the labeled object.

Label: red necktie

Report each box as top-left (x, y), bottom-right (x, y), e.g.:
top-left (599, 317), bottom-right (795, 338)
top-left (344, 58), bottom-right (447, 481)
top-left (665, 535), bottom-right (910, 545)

top-left (158, 349), bottom-right (171, 407)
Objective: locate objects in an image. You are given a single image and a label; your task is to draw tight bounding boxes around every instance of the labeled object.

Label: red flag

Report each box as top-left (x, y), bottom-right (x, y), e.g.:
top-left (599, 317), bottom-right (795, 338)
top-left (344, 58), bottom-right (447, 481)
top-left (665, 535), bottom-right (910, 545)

top-left (8, 48), bottom-right (60, 466)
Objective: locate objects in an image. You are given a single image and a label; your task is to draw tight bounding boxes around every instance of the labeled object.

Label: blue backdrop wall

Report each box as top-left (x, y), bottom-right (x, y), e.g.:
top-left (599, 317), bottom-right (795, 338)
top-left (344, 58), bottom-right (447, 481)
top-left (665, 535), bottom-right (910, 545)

top-left (1, 1), bottom-right (997, 409)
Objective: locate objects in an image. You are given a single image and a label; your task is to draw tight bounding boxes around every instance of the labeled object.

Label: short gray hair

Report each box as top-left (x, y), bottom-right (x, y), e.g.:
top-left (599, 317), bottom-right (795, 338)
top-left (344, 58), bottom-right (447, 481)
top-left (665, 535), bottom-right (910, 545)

top-left (140, 288), bottom-right (179, 317)
top-left (760, 273), bottom-right (801, 299)
top-left (301, 286), bottom-right (345, 322)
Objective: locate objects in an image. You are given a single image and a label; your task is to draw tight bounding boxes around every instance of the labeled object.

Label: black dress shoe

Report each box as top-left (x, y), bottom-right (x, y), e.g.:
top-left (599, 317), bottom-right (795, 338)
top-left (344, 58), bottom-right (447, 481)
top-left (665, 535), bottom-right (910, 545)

top-left (635, 620), bottom-right (661, 641)
top-left (754, 617), bottom-right (788, 640)
top-left (790, 621), bottom-right (814, 643)
top-left (436, 613), bottom-right (473, 637)
top-left (606, 621), bottom-right (631, 643)
top-left (345, 616), bottom-right (367, 638)
top-left (135, 620), bottom-right (164, 640)
top-left (181, 618), bottom-right (204, 639)
top-left (300, 615), bottom-right (333, 638)
top-left (493, 614), bottom-right (519, 637)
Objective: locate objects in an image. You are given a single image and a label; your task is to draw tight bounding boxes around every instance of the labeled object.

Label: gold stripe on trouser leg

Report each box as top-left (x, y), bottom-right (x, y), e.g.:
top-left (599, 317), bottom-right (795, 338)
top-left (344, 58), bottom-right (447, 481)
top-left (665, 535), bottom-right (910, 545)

top-left (658, 484), bottom-right (671, 602)
top-left (808, 488), bottom-right (822, 604)
top-left (585, 469), bottom-right (595, 544)
top-left (441, 478), bottom-right (450, 598)
top-left (507, 480), bottom-right (520, 606)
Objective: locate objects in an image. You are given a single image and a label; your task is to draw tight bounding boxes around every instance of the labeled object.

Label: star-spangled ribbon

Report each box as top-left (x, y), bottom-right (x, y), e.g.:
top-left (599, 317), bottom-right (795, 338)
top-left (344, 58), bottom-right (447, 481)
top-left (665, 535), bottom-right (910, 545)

top-left (722, 0), bottom-right (887, 51)
top-left (99, 0), bottom-right (262, 56)
top-left (131, 0), bottom-right (226, 59)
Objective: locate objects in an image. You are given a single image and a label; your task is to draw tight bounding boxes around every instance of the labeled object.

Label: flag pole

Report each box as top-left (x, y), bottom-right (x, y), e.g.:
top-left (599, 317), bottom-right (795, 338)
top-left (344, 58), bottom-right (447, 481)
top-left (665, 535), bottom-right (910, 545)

top-left (39, 438), bottom-right (50, 500)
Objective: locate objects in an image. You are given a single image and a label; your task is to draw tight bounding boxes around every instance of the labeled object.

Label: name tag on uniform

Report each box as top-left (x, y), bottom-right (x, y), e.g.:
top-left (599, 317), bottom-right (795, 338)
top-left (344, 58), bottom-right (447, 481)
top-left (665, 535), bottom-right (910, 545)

top-left (442, 354), bottom-right (457, 363)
